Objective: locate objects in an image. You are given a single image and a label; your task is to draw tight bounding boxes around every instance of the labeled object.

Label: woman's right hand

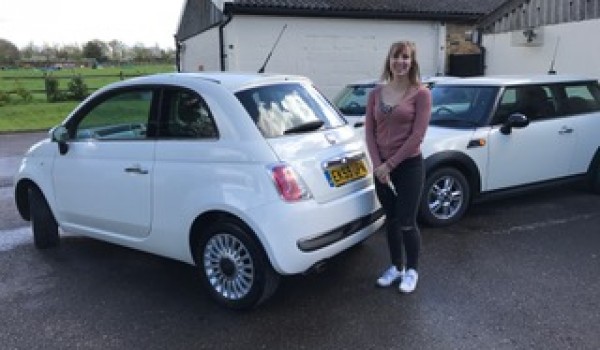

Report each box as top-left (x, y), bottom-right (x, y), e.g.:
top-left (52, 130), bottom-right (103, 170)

top-left (374, 163), bottom-right (391, 184)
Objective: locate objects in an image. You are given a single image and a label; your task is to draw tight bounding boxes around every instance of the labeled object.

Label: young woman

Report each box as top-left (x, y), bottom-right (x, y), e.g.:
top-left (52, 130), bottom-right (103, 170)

top-left (364, 41), bottom-right (432, 293)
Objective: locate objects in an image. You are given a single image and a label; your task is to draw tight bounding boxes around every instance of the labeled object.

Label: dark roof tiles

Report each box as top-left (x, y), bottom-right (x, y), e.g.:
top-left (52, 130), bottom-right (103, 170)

top-left (225, 0), bottom-right (507, 16)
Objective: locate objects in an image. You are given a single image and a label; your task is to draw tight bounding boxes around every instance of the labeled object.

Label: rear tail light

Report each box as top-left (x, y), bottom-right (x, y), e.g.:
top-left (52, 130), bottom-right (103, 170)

top-left (268, 163), bottom-right (312, 202)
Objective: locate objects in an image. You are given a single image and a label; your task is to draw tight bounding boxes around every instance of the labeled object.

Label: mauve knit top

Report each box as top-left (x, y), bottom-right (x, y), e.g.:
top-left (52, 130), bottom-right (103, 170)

top-left (364, 84), bottom-right (432, 170)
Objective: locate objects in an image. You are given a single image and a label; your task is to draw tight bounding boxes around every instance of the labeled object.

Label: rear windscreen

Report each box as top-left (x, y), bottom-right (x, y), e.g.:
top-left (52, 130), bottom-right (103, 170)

top-left (236, 83), bottom-right (345, 138)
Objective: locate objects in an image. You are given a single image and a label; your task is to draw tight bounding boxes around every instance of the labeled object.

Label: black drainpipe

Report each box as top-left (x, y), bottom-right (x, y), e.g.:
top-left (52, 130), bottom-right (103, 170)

top-left (219, 14), bottom-right (233, 71)
top-left (175, 36), bottom-right (182, 72)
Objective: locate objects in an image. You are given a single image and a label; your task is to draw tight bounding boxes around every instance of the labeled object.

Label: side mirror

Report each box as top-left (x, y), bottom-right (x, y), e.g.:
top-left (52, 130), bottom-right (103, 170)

top-left (500, 113), bottom-right (529, 135)
top-left (51, 125), bottom-right (69, 155)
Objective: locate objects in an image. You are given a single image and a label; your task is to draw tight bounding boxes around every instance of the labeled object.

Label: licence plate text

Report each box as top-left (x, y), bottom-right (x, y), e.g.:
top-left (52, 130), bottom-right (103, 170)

top-left (325, 160), bottom-right (368, 187)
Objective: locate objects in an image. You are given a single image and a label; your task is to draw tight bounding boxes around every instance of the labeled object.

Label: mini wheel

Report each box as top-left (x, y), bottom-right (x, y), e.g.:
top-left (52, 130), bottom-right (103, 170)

top-left (419, 167), bottom-right (470, 227)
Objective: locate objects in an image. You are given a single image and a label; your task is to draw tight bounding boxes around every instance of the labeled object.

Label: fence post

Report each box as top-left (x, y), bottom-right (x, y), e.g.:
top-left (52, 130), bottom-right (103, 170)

top-left (44, 76), bottom-right (51, 102)
top-left (120, 71), bottom-right (124, 80)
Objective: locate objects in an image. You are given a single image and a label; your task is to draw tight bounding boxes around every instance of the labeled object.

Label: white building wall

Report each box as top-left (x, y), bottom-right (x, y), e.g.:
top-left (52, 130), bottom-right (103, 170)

top-left (222, 16), bottom-right (444, 98)
top-left (483, 19), bottom-right (600, 79)
top-left (180, 26), bottom-right (221, 72)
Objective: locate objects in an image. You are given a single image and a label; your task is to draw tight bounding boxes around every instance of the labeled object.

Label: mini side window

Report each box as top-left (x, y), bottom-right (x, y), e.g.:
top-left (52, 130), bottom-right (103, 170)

top-left (560, 83), bottom-right (600, 115)
top-left (74, 89), bottom-right (152, 140)
top-left (493, 85), bottom-right (556, 123)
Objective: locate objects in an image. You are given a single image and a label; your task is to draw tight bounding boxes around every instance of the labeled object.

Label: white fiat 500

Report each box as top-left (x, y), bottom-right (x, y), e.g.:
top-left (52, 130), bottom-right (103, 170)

top-left (14, 72), bottom-right (384, 309)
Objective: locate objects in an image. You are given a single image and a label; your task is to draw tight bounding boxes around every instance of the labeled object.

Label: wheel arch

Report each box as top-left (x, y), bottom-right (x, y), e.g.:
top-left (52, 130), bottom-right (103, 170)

top-left (188, 210), bottom-right (269, 266)
top-left (587, 147), bottom-right (600, 174)
top-left (424, 151), bottom-right (482, 201)
top-left (586, 146), bottom-right (600, 190)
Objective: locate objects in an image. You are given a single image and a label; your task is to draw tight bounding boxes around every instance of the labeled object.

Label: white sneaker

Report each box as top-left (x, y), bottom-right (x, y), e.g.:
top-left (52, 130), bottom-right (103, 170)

top-left (399, 269), bottom-right (419, 293)
top-left (376, 266), bottom-right (405, 287)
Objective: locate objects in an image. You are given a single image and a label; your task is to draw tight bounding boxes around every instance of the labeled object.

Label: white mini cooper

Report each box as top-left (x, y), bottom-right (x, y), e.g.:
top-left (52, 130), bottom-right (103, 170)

top-left (420, 75), bottom-right (600, 226)
top-left (14, 72), bottom-right (384, 309)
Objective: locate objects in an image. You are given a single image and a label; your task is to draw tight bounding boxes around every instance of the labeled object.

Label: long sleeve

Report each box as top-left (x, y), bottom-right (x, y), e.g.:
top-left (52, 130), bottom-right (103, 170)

top-left (364, 87), bottom-right (383, 169)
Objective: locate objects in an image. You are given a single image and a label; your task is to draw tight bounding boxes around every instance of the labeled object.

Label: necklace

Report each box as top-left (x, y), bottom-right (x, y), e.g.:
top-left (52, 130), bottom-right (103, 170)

top-left (379, 85), bottom-right (410, 114)
top-left (379, 98), bottom-right (395, 114)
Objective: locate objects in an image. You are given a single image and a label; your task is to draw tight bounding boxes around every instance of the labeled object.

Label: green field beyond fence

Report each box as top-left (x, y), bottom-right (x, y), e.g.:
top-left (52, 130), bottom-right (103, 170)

top-left (0, 64), bottom-right (175, 132)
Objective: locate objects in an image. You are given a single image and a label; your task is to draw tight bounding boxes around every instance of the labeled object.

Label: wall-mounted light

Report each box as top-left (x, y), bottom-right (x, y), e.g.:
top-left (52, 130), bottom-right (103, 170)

top-left (523, 28), bottom-right (537, 43)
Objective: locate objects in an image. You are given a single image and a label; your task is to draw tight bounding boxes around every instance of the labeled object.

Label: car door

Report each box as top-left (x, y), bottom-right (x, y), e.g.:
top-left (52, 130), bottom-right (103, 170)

top-left (486, 84), bottom-right (576, 190)
top-left (560, 82), bottom-right (600, 174)
top-left (52, 87), bottom-right (156, 238)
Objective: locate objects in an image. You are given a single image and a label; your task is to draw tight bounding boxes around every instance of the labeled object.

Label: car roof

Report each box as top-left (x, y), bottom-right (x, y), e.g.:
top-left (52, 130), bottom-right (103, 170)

top-left (121, 72), bottom-right (311, 92)
top-left (345, 76), bottom-right (459, 87)
top-left (435, 74), bottom-right (599, 86)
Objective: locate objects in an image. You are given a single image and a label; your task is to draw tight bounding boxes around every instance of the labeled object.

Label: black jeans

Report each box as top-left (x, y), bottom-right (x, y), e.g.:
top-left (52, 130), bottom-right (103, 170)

top-left (374, 155), bottom-right (424, 271)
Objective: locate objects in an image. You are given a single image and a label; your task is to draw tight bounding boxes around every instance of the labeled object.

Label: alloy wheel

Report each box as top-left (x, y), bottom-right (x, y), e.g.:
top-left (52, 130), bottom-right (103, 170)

top-left (427, 175), bottom-right (464, 220)
top-left (203, 233), bottom-right (255, 300)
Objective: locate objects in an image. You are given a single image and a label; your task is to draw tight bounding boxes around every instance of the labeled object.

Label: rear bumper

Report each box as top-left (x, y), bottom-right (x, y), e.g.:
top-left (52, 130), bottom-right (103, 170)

top-left (245, 185), bottom-right (384, 274)
top-left (297, 208), bottom-right (384, 252)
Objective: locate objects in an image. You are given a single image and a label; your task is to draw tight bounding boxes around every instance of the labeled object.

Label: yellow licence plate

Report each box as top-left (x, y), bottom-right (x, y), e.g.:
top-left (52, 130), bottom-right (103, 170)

top-left (325, 159), bottom-right (368, 187)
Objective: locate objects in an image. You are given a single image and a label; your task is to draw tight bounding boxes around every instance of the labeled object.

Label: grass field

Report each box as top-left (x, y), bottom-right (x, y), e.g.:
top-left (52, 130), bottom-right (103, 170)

top-left (0, 64), bottom-right (175, 132)
top-left (0, 102), bottom-right (78, 132)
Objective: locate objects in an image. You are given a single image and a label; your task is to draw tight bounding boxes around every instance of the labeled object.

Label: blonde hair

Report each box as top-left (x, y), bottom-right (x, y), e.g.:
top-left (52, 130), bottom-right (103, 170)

top-left (380, 41), bottom-right (421, 86)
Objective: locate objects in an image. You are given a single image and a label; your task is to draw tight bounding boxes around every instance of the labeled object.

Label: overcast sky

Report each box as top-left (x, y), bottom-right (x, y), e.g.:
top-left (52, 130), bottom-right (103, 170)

top-left (0, 0), bottom-right (187, 49)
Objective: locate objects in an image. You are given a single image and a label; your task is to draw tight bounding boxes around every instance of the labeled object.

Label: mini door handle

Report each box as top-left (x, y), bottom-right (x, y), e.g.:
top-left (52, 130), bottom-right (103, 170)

top-left (124, 165), bottom-right (148, 174)
top-left (559, 126), bottom-right (573, 135)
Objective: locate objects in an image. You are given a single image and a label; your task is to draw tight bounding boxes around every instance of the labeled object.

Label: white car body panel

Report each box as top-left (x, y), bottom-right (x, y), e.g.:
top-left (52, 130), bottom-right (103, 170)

top-left (487, 118), bottom-right (576, 189)
top-left (569, 111), bottom-right (600, 174)
top-left (53, 140), bottom-right (155, 238)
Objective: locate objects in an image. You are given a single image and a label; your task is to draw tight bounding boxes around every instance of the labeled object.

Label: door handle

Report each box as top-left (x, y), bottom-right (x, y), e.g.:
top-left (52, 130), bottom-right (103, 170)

top-left (558, 126), bottom-right (573, 135)
top-left (124, 165), bottom-right (149, 174)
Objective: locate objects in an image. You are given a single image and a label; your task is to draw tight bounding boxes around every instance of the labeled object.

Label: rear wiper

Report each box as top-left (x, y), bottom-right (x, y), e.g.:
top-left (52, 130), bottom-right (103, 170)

top-left (284, 120), bottom-right (325, 134)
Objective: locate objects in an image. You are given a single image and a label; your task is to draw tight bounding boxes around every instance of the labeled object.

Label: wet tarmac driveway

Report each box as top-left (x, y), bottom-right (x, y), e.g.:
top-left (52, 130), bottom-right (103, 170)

top-left (1, 181), bottom-right (599, 349)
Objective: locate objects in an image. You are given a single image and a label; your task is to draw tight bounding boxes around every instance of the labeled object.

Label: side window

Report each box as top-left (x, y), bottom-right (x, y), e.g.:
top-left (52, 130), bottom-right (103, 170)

top-left (560, 83), bottom-right (600, 115)
top-left (74, 90), bottom-right (152, 140)
top-left (493, 85), bottom-right (556, 124)
top-left (492, 88), bottom-right (516, 124)
top-left (160, 89), bottom-right (218, 139)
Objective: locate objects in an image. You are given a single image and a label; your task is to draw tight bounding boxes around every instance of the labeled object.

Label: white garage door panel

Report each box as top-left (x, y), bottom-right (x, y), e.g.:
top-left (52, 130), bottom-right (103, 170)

top-left (223, 16), bottom-right (442, 98)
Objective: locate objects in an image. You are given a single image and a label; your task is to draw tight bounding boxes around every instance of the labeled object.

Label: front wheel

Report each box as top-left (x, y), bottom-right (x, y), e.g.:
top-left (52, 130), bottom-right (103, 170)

top-left (28, 186), bottom-right (60, 249)
top-left (194, 220), bottom-right (280, 310)
top-left (419, 167), bottom-right (470, 227)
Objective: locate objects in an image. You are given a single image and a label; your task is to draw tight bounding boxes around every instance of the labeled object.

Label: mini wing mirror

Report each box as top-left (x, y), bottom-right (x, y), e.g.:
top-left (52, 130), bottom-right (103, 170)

top-left (51, 125), bottom-right (69, 155)
top-left (500, 113), bottom-right (530, 135)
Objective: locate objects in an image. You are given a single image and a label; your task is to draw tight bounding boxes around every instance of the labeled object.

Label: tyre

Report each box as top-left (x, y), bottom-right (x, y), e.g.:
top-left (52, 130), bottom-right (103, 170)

top-left (590, 161), bottom-right (600, 194)
top-left (28, 186), bottom-right (60, 249)
top-left (194, 220), bottom-right (280, 310)
top-left (419, 167), bottom-right (470, 227)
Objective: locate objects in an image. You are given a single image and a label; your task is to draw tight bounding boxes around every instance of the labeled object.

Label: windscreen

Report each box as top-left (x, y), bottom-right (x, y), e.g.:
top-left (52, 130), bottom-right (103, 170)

top-left (333, 84), bottom-right (377, 116)
top-left (430, 85), bottom-right (499, 128)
